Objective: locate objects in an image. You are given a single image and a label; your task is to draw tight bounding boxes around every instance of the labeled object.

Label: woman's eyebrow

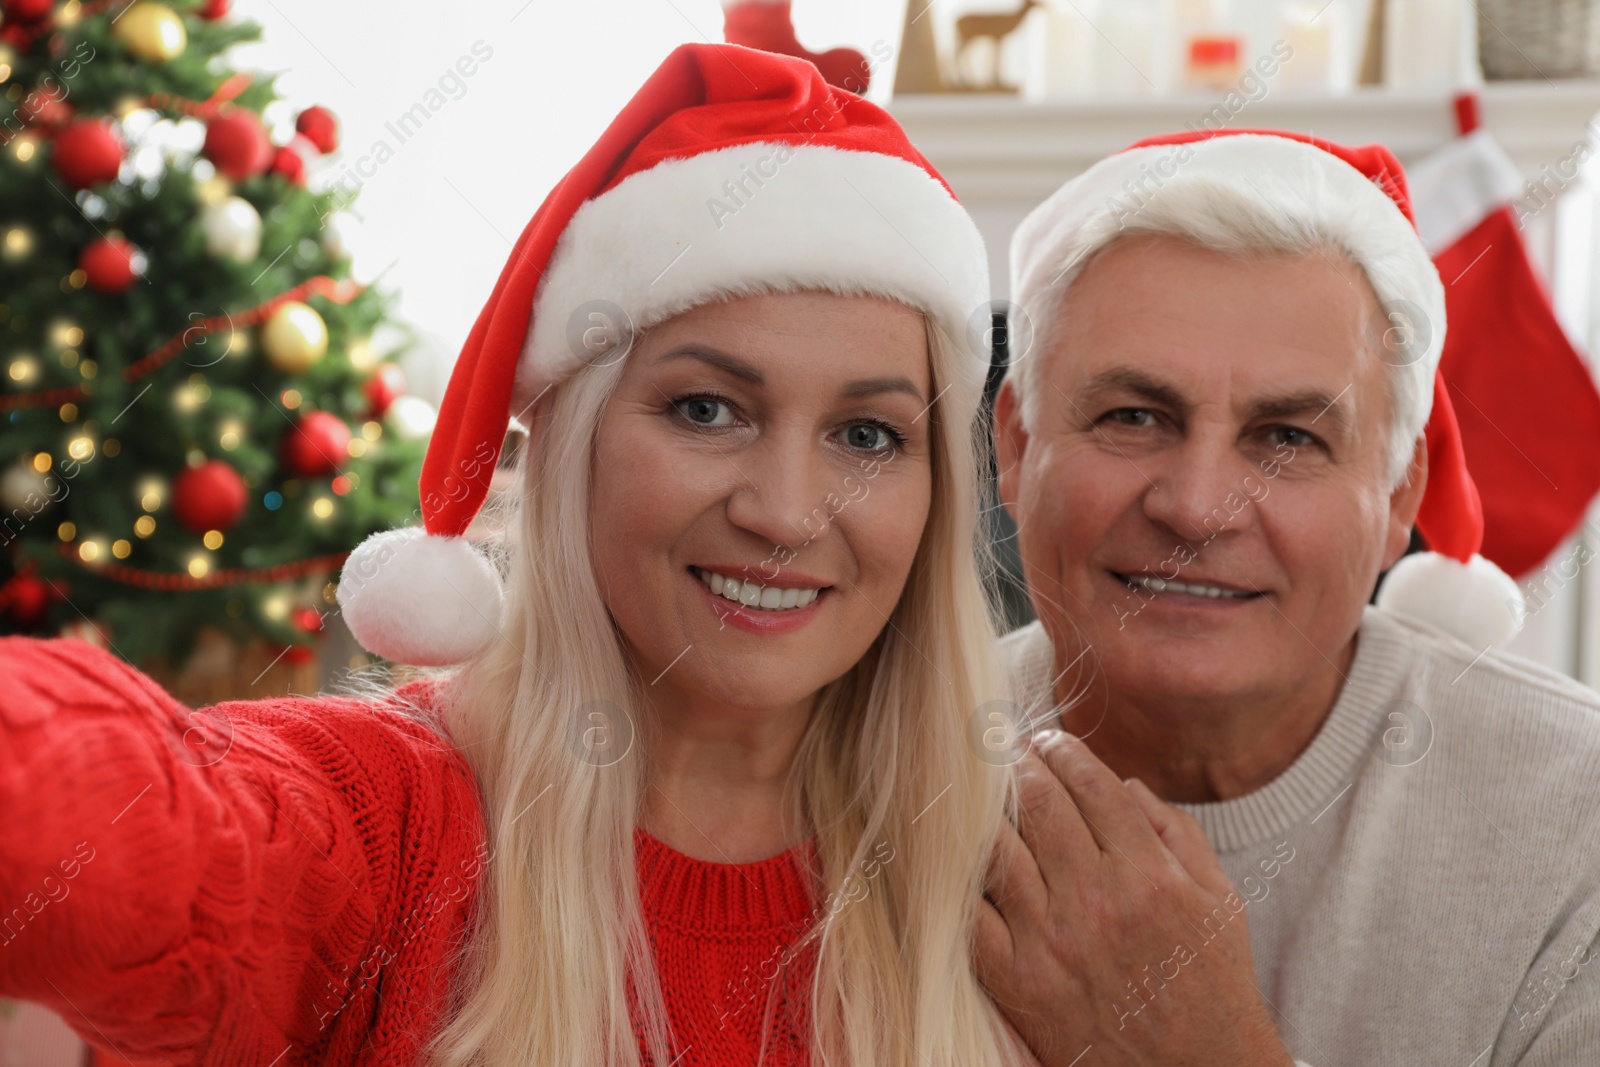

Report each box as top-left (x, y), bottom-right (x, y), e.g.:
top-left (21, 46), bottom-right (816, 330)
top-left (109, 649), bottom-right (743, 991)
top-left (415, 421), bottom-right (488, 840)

top-left (655, 345), bottom-right (763, 384)
top-left (655, 345), bottom-right (926, 404)
top-left (840, 377), bottom-right (925, 403)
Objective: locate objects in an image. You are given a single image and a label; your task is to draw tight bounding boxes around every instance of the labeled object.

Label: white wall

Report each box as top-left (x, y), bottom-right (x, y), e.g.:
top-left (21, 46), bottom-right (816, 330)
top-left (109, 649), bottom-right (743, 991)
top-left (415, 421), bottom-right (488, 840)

top-left (231, 0), bottom-right (908, 401)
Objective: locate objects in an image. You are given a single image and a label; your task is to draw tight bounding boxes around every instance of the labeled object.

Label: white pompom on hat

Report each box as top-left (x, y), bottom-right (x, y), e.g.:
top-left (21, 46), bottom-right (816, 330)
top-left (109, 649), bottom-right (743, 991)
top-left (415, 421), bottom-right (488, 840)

top-left (336, 42), bottom-right (990, 665)
top-left (1010, 127), bottom-right (1524, 648)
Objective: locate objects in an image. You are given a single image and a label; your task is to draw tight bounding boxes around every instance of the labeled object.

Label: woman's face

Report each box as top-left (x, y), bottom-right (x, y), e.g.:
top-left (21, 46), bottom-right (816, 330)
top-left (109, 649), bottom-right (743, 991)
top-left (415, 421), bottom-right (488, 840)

top-left (589, 290), bottom-right (935, 722)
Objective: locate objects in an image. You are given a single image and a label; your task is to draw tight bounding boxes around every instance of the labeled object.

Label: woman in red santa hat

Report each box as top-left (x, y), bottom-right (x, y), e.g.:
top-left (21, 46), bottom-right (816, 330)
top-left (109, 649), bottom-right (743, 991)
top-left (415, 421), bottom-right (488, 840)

top-left (0, 42), bottom-right (1047, 1067)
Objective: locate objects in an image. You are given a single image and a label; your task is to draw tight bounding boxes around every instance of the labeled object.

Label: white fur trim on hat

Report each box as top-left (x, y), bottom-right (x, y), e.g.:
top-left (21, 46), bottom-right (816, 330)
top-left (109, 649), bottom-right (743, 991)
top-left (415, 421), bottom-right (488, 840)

top-left (514, 141), bottom-right (991, 422)
top-left (1375, 551), bottom-right (1526, 649)
top-left (336, 527), bottom-right (505, 666)
top-left (1010, 133), bottom-right (1448, 393)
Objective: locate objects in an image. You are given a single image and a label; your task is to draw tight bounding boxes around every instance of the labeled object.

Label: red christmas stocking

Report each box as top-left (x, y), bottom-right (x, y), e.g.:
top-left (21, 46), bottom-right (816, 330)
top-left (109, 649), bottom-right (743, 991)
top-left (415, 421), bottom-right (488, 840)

top-left (1408, 101), bottom-right (1600, 577)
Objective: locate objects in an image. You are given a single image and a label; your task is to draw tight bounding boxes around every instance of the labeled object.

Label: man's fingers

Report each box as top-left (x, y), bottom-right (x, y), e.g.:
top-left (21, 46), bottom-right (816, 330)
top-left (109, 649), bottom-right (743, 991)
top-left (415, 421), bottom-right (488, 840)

top-left (1012, 741), bottom-right (1099, 887)
top-left (1034, 730), bottom-right (1168, 870)
top-left (986, 806), bottom-right (1047, 904)
top-left (972, 893), bottom-right (1016, 992)
top-left (1124, 777), bottom-right (1235, 899)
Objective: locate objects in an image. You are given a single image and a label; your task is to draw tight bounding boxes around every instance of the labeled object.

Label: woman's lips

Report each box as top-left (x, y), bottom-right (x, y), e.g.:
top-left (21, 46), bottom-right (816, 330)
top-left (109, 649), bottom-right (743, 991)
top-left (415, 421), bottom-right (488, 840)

top-left (689, 566), bottom-right (830, 634)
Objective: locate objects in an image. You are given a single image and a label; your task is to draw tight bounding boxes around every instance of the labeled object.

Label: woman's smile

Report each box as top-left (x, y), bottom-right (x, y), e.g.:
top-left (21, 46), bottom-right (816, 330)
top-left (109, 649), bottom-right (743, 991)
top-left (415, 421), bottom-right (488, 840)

top-left (689, 564), bottom-right (832, 635)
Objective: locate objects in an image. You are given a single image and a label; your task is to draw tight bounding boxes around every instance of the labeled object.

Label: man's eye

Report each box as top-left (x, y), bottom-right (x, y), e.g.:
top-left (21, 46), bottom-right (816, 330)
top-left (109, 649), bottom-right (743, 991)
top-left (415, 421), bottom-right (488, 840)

top-left (675, 395), bottom-right (736, 427)
top-left (1107, 408), bottom-right (1156, 428)
top-left (1267, 426), bottom-right (1317, 448)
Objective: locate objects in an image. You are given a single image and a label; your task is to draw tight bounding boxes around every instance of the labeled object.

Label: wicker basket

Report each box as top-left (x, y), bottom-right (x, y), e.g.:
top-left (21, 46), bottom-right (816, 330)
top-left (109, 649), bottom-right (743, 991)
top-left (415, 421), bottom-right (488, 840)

top-left (1479, 0), bottom-right (1600, 79)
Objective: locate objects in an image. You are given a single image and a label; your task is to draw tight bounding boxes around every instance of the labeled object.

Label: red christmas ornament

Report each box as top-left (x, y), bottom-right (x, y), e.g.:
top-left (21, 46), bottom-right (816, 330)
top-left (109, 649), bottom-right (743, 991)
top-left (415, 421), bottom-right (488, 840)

top-left (20, 88), bottom-right (72, 129)
top-left (361, 362), bottom-right (407, 419)
top-left (269, 143), bottom-right (305, 184)
top-left (197, 0), bottom-right (230, 19)
top-left (1, 0), bottom-right (55, 22)
top-left (1, 571), bottom-right (54, 629)
top-left (202, 109), bottom-right (270, 181)
top-left (52, 119), bottom-right (124, 189)
top-left (294, 105), bottom-right (339, 154)
top-left (292, 605), bottom-right (325, 633)
top-left (171, 459), bottom-right (249, 534)
top-left (281, 643), bottom-right (316, 664)
top-left (78, 235), bottom-right (145, 293)
top-left (268, 135), bottom-right (318, 185)
top-left (279, 412), bottom-right (351, 477)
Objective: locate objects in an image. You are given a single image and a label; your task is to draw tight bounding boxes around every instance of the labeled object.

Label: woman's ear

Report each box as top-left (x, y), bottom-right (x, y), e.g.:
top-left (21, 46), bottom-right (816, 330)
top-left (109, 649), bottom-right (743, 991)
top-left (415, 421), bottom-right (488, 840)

top-left (993, 379), bottom-right (1029, 526)
top-left (1384, 435), bottom-right (1429, 571)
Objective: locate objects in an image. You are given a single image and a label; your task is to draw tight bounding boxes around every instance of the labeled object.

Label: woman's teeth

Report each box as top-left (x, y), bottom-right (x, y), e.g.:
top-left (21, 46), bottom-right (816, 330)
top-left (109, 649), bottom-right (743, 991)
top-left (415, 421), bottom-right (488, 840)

top-left (694, 567), bottom-right (821, 611)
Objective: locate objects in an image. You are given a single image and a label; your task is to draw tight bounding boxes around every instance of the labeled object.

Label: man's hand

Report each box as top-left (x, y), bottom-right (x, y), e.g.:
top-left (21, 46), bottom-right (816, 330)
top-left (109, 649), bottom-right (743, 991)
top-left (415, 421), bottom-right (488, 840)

top-left (974, 730), bottom-right (1292, 1067)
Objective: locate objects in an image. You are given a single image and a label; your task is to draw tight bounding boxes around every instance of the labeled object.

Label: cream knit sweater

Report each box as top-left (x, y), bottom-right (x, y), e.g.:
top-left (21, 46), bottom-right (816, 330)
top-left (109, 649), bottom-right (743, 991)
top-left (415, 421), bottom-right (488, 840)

top-left (999, 606), bottom-right (1600, 1065)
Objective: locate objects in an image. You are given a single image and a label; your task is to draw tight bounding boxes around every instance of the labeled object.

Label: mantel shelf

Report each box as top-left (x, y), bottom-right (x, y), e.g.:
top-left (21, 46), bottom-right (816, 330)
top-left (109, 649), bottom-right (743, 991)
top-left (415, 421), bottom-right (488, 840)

top-left (888, 80), bottom-right (1600, 202)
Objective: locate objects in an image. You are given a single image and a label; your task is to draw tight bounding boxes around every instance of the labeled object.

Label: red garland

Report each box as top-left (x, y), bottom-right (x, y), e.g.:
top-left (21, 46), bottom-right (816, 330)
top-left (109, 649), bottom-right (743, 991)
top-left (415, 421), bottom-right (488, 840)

top-left (57, 541), bottom-right (351, 590)
top-left (0, 275), bottom-right (364, 411)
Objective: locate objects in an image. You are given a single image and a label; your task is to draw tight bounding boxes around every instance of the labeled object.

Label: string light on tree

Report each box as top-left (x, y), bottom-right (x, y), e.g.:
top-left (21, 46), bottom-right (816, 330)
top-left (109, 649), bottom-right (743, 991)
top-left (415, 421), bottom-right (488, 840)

top-left (7, 355), bottom-right (39, 382)
top-left (0, 460), bottom-right (52, 511)
top-left (3, 226), bottom-right (34, 262)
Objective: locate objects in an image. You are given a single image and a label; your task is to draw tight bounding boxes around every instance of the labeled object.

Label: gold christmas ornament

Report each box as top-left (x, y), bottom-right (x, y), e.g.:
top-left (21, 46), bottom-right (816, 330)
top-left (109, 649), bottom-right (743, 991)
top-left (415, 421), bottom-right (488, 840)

top-left (261, 301), bottom-right (328, 372)
top-left (113, 3), bottom-right (187, 63)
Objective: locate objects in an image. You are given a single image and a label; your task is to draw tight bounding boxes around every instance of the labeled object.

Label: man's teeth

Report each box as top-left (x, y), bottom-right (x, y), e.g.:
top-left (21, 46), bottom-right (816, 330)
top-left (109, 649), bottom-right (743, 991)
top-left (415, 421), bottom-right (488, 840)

top-left (694, 567), bottom-right (821, 611)
top-left (1126, 574), bottom-right (1253, 599)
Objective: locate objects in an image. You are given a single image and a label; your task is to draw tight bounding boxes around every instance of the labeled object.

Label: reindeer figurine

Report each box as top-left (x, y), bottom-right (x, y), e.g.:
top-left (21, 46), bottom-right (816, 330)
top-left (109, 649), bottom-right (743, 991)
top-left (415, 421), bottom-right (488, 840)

top-left (954, 0), bottom-right (1042, 89)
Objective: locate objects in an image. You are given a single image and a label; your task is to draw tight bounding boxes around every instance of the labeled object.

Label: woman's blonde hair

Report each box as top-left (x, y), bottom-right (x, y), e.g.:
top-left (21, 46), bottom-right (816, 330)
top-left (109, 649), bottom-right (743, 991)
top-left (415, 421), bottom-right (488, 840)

top-left (395, 292), bottom-right (1029, 1067)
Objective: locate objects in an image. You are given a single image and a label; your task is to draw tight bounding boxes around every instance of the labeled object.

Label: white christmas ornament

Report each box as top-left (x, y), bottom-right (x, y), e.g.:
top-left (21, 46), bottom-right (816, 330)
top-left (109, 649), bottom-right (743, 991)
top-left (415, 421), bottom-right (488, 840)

top-left (386, 395), bottom-right (437, 440)
top-left (201, 195), bottom-right (262, 263)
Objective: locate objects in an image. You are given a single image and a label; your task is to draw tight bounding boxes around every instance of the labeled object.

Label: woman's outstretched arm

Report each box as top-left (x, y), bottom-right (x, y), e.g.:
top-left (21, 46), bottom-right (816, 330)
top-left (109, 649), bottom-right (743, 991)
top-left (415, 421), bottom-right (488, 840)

top-left (0, 635), bottom-right (489, 1067)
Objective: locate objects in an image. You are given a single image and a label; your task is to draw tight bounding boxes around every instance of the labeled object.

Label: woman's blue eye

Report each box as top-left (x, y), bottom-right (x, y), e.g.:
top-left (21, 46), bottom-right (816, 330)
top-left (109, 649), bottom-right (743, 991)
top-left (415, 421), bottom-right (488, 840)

top-left (676, 396), bottom-right (735, 426)
top-left (840, 422), bottom-right (903, 453)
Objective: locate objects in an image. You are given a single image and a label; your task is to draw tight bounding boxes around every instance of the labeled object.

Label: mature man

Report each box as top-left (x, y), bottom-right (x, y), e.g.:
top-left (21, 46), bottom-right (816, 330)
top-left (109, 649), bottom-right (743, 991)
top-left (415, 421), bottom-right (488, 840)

top-left (973, 129), bottom-right (1600, 1067)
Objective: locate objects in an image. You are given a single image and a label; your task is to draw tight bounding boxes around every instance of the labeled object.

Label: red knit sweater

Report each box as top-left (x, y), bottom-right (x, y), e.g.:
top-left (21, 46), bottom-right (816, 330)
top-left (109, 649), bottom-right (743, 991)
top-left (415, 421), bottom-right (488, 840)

top-left (0, 637), bottom-right (820, 1066)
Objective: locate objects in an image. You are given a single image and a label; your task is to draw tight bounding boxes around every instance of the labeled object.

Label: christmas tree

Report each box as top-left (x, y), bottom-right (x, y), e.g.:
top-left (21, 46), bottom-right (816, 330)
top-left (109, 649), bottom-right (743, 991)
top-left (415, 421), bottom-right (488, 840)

top-left (0, 0), bottom-right (433, 670)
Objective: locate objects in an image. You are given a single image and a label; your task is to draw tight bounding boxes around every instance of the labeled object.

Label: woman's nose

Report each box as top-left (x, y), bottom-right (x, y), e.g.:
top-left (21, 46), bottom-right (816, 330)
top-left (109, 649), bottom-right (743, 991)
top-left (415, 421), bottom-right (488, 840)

top-left (724, 434), bottom-right (839, 554)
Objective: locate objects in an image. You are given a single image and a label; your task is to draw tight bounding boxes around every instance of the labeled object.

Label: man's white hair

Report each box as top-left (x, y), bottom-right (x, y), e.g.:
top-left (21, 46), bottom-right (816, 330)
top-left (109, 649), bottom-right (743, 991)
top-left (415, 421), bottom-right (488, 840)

top-left (1008, 134), bottom-right (1448, 488)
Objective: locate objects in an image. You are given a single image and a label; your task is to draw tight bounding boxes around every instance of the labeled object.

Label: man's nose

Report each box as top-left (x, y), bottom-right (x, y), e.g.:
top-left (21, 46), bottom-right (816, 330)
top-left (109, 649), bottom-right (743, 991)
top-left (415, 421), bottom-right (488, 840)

top-left (1138, 431), bottom-right (1260, 544)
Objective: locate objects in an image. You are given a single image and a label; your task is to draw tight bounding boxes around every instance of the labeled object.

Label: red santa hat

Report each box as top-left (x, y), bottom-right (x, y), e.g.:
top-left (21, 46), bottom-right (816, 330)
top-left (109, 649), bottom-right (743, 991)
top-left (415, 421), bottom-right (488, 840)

top-left (337, 42), bottom-right (989, 666)
top-left (1010, 127), bottom-right (1524, 650)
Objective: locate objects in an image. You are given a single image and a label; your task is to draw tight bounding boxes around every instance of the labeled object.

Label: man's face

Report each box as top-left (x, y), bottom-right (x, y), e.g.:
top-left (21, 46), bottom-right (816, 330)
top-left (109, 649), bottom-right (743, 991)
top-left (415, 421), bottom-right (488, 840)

top-left (996, 235), bottom-right (1424, 709)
